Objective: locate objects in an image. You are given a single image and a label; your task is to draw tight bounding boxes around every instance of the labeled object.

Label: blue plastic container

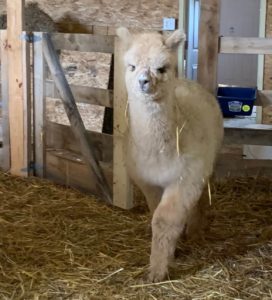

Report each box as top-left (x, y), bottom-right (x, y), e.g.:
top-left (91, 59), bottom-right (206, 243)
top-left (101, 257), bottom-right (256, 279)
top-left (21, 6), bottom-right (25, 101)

top-left (216, 86), bottom-right (257, 117)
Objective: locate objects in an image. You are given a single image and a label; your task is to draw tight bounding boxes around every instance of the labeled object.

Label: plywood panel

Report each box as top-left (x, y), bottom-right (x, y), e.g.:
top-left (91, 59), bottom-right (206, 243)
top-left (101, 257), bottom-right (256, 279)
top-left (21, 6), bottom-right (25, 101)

top-left (0, 0), bottom-right (179, 31)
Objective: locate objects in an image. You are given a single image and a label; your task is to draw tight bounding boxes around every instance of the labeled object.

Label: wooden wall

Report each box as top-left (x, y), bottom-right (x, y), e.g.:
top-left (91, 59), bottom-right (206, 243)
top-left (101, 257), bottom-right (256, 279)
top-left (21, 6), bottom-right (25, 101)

top-left (0, 0), bottom-right (179, 31)
top-left (264, 0), bottom-right (272, 89)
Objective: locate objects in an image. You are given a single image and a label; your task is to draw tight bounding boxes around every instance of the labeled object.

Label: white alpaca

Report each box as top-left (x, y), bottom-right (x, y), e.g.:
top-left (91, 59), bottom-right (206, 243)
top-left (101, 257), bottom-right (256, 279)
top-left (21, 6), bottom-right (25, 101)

top-left (117, 28), bottom-right (224, 282)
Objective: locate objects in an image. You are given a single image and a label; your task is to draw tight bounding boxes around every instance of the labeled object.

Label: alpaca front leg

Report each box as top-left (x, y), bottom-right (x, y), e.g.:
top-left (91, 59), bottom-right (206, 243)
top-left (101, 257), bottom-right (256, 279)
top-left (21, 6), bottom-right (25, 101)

top-left (149, 181), bottom-right (203, 282)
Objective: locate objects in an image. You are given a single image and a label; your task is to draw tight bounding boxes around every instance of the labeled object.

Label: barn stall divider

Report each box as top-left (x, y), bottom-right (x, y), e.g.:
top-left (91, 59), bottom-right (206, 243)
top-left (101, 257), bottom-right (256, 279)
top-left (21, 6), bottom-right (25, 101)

top-left (0, 29), bottom-right (134, 209)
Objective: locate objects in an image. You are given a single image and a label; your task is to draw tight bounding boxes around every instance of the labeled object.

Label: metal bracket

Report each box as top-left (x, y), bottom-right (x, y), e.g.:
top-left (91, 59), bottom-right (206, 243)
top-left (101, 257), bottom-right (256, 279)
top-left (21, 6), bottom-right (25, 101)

top-left (20, 32), bottom-right (42, 43)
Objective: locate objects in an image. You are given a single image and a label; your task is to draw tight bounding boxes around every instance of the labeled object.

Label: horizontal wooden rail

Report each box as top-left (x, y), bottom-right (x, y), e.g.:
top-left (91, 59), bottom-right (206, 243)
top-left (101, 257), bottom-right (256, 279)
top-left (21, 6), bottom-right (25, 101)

top-left (46, 80), bottom-right (113, 107)
top-left (46, 121), bottom-right (113, 163)
top-left (224, 127), bottom-right (272, 146)
top-left (50, 33), bottom-right (115, 53)
top-left (219, 37), bottom-right (272, 55)
top-left (46, 149), bottom-right (112, 195)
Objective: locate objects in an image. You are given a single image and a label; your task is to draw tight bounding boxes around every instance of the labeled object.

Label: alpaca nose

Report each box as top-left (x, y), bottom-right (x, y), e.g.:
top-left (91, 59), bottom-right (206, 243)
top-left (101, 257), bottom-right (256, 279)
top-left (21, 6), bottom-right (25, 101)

top-left (139, 73), bottom-right (151, 91)
top-left (139, 79), bottom-right (150, 89)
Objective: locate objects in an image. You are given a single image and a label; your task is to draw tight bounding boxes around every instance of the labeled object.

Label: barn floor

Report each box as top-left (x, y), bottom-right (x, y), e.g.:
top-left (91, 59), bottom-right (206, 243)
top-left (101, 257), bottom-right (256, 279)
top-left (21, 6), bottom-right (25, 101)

top-left (0, 172), bottom-right (272, 299)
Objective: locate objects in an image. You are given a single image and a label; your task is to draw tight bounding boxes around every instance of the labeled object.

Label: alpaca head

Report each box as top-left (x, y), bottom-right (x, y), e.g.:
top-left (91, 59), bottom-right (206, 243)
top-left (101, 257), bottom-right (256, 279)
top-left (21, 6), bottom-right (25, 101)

top-left (117, 28), bottom-right (186, 101)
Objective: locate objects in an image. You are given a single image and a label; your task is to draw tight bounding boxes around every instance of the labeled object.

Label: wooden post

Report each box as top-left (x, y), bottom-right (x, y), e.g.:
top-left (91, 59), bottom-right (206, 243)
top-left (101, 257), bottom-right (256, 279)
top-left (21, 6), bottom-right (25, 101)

top-left (0, 30), bottom-right (10, 171)
top-left (113, 37), bottom-right (133, 209)
top-left (197, 0), bottom-right (220, 94)
top-left (33, 32), bottom-right (46, 177)
top-left (42, 33), bottom-right (112, 204)
top-left (7, 0), bottom-right (31, 176)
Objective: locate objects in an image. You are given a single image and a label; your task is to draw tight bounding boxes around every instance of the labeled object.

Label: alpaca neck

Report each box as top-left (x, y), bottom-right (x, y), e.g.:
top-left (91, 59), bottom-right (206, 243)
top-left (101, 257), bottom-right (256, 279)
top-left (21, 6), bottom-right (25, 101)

top-left (128, 93), bottom-right (177, 143)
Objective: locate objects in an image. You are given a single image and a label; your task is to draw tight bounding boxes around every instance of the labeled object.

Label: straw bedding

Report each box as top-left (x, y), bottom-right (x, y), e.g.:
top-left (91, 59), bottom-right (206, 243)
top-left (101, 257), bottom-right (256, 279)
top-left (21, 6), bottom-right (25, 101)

top-left (0, 172), bottom-right (272, 299)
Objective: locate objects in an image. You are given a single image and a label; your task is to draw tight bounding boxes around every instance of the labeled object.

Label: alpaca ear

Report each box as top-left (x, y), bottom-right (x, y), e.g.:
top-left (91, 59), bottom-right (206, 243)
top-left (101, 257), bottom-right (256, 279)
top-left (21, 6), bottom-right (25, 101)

top-left (116, 27), bottom-right (132, 49)
top-left (164, 30), bottom-right (186, 50)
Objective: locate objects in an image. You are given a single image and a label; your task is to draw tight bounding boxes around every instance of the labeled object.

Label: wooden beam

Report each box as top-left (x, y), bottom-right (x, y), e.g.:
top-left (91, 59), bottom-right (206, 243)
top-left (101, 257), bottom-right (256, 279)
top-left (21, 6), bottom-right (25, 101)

top-left (113, 37), bottom-right (133, 209)
top-left (197, 0), bottom-right (220, 94)
top-left (178, 0), bottom-right (186, 78)
top-left (51, 33), bottom-right (115, 53)
top-left (7, 0), bottom-right (31, 176)
top-left (33, 32), bottom-right (46, 177)
top-left (46, 149), bottom-right (112, 196)
top-left (46, 121), bottom-right (113, 163)
top-left (220, 37), bottom-right (272, 55)
top-left (257, 0), bottom-right (267, 90)
top-left (42, 33), bottom-right (112, 204)
top-left (45, 80), bottom-right (113, 107)
top-left (224, 127), bottom-right (272, 146)
top-left (0, 30), bottom-right (10, 171)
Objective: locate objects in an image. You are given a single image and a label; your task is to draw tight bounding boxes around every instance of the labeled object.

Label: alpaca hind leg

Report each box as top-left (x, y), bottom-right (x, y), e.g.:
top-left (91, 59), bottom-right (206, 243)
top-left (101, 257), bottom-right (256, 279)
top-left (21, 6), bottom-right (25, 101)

top-left (185, 185), bottom-right (209, 240)
top-left (140, 184), bottom-right (163, 214)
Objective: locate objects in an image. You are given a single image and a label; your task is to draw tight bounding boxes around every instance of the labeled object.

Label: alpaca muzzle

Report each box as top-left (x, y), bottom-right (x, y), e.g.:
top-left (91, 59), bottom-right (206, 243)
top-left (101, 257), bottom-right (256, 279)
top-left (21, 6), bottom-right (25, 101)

top-left (138, 71), bottom-right (152, 93)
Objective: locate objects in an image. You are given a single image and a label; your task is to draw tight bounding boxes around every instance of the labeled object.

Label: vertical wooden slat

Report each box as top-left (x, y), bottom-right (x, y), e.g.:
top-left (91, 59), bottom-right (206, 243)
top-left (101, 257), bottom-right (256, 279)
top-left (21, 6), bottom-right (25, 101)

top-left (33, 32), bottom-right (46, 177)
top-left (0, 30), bottom-right (10, 171)
top-left (197, 0), bottom-right (220, 94)
top-left (7, 0), bottom-right (30, 176)
top-left (22, 31), bottom-right (31, 174)
top-left (257, 0), bottom-right (267, 90)
top-left (178, 0), bottom-right (186, 78)
top-left (113, 37), bottom-right (133, 209)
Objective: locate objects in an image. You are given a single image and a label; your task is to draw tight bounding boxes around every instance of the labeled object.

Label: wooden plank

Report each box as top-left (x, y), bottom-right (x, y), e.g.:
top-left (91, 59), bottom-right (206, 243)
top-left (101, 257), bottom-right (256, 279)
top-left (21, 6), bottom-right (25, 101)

top-left (0, 30), bottom-right (10, 171)
top-left (220, 37), bottom-right (272, 55)
top-left (45, 80), bottom-right (113, 107)
top-left (93, 26), bottom-right (108, 35)
top-left (46, 149), bottom-right (112, 196)
top-left (224, 127), bottom-right (272, 146)
top-left (7, 1), bottom-right (31, 176)
top-left (215, 156), bottom-right (272, 178)
top-left (178, 0), bottom-right (186, 78)
top-left (113, 36), bottom-right (133, 209)
top-left (33, 32), bottom-right (46, 177)
top-left (51, 33), bottom-right (115, 53)
top-left (22, 31), bottom-right (31, 175)
top-left (257, 0), bottom-right (267, 90)
top-left (46, 121), bottom-right (113, 163)
top-left (258, 90), bottom-right (272, 125)
top-left (197, 0), bottom-right (220, 94)
top-left (43, 33), bottom-right (112, 204)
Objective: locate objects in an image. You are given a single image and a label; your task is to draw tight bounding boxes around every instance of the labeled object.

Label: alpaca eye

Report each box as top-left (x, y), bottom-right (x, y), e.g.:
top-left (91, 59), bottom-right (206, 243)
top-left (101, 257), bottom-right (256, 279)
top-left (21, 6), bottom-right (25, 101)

top-left (129, 64), bottom-right (136, 72)
top-left (157, 66), bottom-right (167, 74)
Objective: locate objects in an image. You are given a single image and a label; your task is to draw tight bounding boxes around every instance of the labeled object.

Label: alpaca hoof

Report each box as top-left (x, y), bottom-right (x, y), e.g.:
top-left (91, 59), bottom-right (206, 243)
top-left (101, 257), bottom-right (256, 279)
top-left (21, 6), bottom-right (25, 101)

top-left (148, 266), bottom-right (168, 283)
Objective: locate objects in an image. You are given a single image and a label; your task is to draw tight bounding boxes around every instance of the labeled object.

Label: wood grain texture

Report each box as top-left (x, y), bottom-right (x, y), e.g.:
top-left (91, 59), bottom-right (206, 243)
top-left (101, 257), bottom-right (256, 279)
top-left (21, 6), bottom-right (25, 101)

top-left (224, 127), bottom-right (272, 146)
top-left (7, 1), bottom-right (31, 176)
top-left (33, 32), bottom-right (46, 177)
top-left (46, 81), bottom-right (113, 107)
top-left (264, 0), bottom-right (272, 89)
top-left (197, 0), bottom-right (220, 94)
top-left (113, 36), bottom-right (133, 210)
top-left (0, 30), bottom-right (10, 171)
top-left (220, 37), bottom-right (272, 55)
top-left (46, 149), bottom-right (112, 197)
top-left (46, 121), bottom-right (113, 163)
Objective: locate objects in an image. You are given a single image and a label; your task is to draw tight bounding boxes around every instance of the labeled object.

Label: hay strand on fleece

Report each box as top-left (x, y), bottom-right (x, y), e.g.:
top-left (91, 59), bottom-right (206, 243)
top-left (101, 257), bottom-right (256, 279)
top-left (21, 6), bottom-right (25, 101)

top-left (0, 172), bottom-right (272, 299)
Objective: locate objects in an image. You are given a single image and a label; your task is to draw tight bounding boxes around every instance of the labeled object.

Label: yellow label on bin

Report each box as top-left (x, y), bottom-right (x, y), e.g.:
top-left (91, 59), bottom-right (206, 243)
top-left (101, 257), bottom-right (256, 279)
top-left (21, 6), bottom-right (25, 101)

top-left (242, 105), bottom-right (250, 112)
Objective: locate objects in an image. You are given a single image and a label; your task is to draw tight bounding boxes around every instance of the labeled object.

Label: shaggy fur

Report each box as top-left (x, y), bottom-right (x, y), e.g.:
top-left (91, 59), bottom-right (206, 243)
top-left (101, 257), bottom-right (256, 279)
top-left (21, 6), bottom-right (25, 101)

top-left (117, 27), bottom-right (224, 282)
